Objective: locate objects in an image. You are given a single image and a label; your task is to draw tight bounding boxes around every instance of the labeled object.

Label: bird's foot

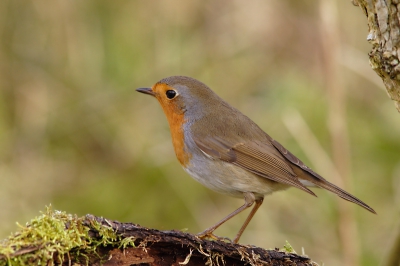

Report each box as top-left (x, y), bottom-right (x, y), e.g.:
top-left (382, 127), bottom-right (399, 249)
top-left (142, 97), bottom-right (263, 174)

top-left (196, 231), bottom-right (233, 243)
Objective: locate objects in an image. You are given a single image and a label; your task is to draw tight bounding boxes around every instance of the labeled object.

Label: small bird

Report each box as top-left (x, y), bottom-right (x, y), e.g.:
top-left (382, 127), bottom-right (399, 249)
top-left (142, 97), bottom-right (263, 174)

top-left (136, 76), bottom-right (375, 243)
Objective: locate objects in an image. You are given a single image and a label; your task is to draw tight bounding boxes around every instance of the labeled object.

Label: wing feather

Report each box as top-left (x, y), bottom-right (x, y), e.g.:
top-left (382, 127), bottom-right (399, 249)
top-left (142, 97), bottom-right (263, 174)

top-left (194, 136), bottom-right (316, 196)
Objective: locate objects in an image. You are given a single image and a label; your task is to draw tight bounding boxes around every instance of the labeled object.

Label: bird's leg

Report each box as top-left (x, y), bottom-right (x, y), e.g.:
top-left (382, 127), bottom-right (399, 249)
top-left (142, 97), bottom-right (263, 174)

top-left (197, 192), bottom-right (256, 242)
top-left (233, 197), bottom-right (264, 243)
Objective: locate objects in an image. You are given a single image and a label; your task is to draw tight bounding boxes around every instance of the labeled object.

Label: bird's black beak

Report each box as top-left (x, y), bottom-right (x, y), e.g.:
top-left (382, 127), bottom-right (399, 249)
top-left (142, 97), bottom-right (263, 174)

top-left (136, 88), bottom-right (155, 97)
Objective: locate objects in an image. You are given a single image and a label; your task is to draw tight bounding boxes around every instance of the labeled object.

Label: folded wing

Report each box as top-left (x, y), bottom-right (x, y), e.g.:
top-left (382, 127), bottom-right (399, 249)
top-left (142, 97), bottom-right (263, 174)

top-left (193, 136), bottom-right (316, 196)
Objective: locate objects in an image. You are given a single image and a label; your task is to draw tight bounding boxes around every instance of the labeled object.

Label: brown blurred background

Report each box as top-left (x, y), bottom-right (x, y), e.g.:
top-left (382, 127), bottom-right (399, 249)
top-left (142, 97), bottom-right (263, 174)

top-left (0, 0), bottom-right (399, 265)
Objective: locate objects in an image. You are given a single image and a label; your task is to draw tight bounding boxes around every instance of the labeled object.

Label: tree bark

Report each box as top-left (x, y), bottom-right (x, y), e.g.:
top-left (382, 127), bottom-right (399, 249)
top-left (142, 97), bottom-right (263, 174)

top-left (90, 216), bottom-right (317, 266)
top-left (353, 0), bottom-right (400, 112)
top-left (0, 213), bottom-right (318, 266)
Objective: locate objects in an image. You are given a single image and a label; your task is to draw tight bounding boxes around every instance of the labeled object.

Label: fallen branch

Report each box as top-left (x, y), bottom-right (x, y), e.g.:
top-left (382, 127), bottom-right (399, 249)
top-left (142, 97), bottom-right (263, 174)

top-left (0, 208), bottom-right (318, 266)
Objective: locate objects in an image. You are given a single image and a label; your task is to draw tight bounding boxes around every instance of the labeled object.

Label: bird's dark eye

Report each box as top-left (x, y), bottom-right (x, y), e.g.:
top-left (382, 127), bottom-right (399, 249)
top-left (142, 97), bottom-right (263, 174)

top-left (166, 90), bottom-right (177, 99)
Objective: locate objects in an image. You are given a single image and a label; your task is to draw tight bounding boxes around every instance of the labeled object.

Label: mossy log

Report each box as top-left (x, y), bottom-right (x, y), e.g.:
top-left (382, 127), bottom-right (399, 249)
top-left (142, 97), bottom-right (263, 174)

top-left (0, 208), bottom-right (318, 266)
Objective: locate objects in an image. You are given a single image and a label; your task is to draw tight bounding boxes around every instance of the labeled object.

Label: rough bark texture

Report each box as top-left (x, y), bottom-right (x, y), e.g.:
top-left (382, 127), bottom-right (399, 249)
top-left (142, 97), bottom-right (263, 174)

top-left (87, 216), bottom-right (317, 266)
top-left (353, 0), bottom-right (400, 112)
top-left (0, 213), bottom-right (318, 266)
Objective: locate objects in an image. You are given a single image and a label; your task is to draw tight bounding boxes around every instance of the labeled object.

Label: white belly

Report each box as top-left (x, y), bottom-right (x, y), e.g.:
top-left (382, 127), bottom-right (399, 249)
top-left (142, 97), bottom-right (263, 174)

top-left (183, 159), bottom-right (289, 199)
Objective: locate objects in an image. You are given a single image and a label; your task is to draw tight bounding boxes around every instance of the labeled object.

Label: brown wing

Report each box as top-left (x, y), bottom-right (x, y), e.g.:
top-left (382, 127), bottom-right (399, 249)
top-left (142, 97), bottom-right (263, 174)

top-left (193, 136), bottom-right (316, 196)
top-left (268, 136), bottom-right (376, 214)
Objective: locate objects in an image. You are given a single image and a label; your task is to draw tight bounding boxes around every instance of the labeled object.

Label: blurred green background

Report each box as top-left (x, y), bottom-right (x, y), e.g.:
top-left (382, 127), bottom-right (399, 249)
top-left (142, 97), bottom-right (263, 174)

top-left (0, 0), bottom-right (399, 265)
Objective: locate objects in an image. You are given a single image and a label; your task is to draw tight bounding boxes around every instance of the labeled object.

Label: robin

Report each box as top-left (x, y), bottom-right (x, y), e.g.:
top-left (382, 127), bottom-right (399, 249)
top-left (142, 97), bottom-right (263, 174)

top-left (136, 76), bottom-right (375, 243)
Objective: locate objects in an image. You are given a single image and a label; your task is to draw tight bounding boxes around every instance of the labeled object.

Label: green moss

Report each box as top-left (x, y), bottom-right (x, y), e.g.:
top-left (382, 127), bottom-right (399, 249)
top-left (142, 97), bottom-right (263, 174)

top-left (281, 240), bottom-right (296, 253)
top-left (0, 206), bottom-right (135, 266)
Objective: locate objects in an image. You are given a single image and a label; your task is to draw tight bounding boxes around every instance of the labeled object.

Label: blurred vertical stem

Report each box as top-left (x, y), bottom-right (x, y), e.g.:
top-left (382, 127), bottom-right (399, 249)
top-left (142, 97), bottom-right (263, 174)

top-left (319, 1), bottom-right (359, 266)
top-left (383, 223), bottom-right (400, 266)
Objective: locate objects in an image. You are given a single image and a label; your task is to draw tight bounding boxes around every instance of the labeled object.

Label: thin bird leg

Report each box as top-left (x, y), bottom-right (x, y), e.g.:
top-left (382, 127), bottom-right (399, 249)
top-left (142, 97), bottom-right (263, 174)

top-left (197, 192), bottom-right (256, 241)
top-left (233, 198), bottom-right (264, 243)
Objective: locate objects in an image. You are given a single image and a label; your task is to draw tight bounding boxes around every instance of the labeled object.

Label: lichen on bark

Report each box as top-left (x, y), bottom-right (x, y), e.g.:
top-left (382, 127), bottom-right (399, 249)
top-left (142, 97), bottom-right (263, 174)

top-left (353, 0), bottom-right (400, 112)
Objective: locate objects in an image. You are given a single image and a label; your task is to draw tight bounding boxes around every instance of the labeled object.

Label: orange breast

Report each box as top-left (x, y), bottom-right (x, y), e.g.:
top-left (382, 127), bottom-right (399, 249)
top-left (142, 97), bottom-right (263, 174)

top-left (154, 83), bottom-right (191, 166)
top-left (165, 111), bottom-right (191, 166)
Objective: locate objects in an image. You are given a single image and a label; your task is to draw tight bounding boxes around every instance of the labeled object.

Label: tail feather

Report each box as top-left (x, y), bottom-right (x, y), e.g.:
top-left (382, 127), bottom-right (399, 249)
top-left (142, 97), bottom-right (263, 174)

top-left (310, 178), bottom-right (376, 214)
top-left (270, 138), bottom-right (376, 214)
top-left (293, 167), bottom-right (376, 214)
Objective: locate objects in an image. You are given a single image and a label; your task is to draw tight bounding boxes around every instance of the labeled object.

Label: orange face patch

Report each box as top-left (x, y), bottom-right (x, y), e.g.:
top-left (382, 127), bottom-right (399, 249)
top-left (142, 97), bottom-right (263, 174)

top-left (152, 83), bottom-right (191, 166)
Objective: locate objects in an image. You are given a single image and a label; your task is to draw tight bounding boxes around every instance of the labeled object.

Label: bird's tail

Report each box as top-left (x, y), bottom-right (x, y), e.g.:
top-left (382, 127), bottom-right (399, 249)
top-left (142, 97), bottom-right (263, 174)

top-left (295, 168), bottom-right (376, 214)
top-left (311, 178), bottom-right (376, 214)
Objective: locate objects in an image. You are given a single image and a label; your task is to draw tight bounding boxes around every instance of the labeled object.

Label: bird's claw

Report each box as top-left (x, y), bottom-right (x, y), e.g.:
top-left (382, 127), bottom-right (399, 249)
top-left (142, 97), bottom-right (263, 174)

top-left (196, 232), bottom-right (233, 243)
